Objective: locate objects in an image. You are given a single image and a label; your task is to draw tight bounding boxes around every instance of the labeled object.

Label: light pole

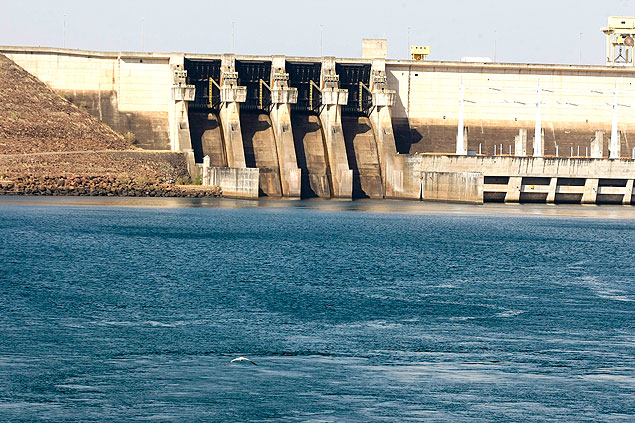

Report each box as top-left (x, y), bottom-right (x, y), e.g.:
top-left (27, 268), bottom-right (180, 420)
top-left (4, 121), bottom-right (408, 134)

top-left (141, 18), bottom-right (145, 51)
top-left (232, 21), bottom-right (236, 53)
top-left (320, 24), bottom-right (324, 56)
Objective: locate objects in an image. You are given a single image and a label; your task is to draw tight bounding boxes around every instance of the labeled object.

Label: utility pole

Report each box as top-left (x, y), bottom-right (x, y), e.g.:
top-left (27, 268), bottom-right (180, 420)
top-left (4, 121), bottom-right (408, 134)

top-left (407, 26), bottom-right (411, 59)
top-left (232, 21), bottom-right (236, 53)
top-left (320, 24), bottom-right (324, 56)
top-left (63, 14), bottom-right (67, 48)
top-left (579, 32), bottom-right (583, 64)
top-left (494, 30), bottom-right (497, 62)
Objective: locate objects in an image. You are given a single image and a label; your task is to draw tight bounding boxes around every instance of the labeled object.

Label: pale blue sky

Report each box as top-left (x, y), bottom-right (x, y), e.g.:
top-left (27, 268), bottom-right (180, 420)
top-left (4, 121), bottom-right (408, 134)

top-left (1, 0), bottom-right (634, 64)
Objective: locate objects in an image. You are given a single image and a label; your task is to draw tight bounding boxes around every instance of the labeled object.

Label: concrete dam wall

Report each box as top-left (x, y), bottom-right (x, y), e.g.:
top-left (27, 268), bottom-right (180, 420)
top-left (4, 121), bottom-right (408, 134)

top-left (1, 45), bottom-right (634, 204)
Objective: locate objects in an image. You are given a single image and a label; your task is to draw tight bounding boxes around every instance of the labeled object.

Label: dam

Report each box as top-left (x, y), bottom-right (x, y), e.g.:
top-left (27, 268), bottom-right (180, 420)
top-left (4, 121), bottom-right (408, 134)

top-left (3, 20), bottom-right (635, 204)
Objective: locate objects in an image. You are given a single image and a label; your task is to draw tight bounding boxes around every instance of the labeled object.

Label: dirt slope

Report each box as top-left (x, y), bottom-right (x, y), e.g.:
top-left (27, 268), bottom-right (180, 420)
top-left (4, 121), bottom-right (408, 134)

top-left (0, 53), bottom-right (130, 154)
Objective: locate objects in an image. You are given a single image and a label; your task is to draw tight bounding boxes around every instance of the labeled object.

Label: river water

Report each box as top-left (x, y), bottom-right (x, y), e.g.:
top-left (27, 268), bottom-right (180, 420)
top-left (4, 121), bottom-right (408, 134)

top-left (0, 198), bottom-right (633, 422)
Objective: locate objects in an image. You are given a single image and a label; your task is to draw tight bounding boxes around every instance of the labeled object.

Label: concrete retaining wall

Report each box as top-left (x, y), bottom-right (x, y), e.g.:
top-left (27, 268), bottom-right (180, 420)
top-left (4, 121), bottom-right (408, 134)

top-left (421, 171), bottom-right (483, 204)
top-left (417, 155), bottom-right (635, 179)
top-left (207, 167), bottom-right (259, 199)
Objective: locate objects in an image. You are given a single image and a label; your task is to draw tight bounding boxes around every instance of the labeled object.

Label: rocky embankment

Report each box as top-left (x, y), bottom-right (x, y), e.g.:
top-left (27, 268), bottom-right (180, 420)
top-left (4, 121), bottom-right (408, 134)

top-left (0, 176), bottom-right (221, 198)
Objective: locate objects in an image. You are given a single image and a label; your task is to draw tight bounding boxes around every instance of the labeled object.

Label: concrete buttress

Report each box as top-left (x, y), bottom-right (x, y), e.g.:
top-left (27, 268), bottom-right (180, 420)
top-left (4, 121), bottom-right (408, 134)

top-left (219, 55), bottom-right (247, 168)
top-left (368, 60), bottom-right (400, 198)
top-left (268, 57), bottom-right (301, 197)
top-left (318, 57), bottom-right (353, 198)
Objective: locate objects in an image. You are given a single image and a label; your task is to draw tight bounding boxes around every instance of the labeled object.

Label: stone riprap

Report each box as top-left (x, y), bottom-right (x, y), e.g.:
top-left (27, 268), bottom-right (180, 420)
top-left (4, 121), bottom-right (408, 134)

top-left (0, 176), bottom-right (221, 197)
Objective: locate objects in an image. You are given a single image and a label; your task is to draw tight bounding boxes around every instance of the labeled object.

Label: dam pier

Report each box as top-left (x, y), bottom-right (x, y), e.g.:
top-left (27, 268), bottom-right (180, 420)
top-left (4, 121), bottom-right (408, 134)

top-left (3, 23), bottom-right (635, 204)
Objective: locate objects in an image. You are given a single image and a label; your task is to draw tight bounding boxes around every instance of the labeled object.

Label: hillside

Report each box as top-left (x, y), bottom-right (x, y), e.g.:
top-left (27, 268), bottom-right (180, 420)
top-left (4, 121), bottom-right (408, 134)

top-left (0, 54), bottom-right (219, 196)
top-left (0, 53), bottom-right (129, 154)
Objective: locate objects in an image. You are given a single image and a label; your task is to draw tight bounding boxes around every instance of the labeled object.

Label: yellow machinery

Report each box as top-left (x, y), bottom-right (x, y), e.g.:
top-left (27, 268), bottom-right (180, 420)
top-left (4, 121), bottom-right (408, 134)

top-left (602, 17), bottom-right (635, 66)
top-left (410, 45), bottom-right (430, 61)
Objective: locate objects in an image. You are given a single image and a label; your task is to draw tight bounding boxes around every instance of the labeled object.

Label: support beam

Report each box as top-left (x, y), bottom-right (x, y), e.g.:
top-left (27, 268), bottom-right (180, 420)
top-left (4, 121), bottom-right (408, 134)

top-left (168, 55), bottom-right (195, 153)
top-left (218, 55), bottom-right (247, 168)
top-left (456, 77), bottom-right (467, 155)
top-left (369, 59), bottom-right (398, 197)
top-left (581, 178), bottom-right (599, 204)
top-left (505, 177), bottom-right (522, 203)
top-left (546, 177), bottom-right (558, 203)
top-left (534, 80), bottom-right (543, 158)
top-left (318, 57), bottom-right (352, 198)
top-left (624, 179), bottom-right (634, 205)
top-left (610, 83), bottom-right (620, 159)
top-left (591, 130), bottom-right (604, 159)
top-left (269, 56), bottom-right (301, 197)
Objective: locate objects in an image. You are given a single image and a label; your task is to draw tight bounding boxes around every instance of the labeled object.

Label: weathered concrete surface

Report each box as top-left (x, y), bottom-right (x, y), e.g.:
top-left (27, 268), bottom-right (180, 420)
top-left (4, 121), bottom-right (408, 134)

top-left (342, 116), bottom-right (383, 198)
top-left (390, 154), bottom-right (424, 200)
top-left (421, 171), bottom-right (483, 204)
top-left (219, 102), bottom-right (246, 168)
top-left (189, 112), bottom-right (226, 166)
top-left (417, 155), bottom-right (635, 179)
top-left (0, 47), bottom-right (179, 151)
top-left (207, 166), bottom-right (259, 199)
top-left (319, 57), bottom-right (352, 198)
top-left (581, 178), bottom-right (600, 204)
top-left (241, 112), bottom-right (282, 197)
top-left (56, 90), bottom-right (171, 150)
top-left (270, 103), bottom-right (301, 197)
top-left (269, 56), bottom-right (301, 198)
top-left (291, 114), bottom-right (331, 198)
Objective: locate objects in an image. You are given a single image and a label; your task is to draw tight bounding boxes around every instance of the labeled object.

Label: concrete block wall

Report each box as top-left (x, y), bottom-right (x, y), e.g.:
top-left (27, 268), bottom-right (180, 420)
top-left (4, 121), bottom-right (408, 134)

top-left (421, 171), bottom-right (483, 204)
top-left (385, 61), bottom-right (635, 157)
top-left (1, 47), bottom-right (175, 150)
top-left (205, 166), bottom-right (259, 199)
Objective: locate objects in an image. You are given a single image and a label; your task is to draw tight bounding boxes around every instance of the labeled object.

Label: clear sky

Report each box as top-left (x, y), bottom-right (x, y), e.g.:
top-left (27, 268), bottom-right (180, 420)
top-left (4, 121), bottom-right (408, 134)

top-left (1, 0), bottom-right (634, 64)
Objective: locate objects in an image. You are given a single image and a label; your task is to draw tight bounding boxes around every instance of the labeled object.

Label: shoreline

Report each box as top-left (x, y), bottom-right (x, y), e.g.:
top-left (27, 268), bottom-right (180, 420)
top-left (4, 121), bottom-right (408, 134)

top-left (1, 195), bottom-right (634, 220)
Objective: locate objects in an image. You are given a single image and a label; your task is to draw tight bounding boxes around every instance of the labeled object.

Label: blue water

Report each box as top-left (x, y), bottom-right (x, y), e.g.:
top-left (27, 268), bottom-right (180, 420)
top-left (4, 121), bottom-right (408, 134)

top-left (0, 198), bottom-right (633, 422)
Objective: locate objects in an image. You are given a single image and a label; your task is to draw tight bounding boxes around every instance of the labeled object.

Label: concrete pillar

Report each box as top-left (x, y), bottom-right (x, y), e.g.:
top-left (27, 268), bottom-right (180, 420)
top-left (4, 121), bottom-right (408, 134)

top-left (505, 177), bottom-right (522, 203)
top-left (269, 56), bottom-right (301, 197)
top-left (581, 178), bottom-right (599, 204)
top-left (369, 59), bottom-right (399, 198)
top-left (609, 131), bottom-right (622, 160)
top-left (546, 177), bottom-right (558, 203)
top-left (168, 54), bottom-right (196, 153)
top-left (514, 129), bottom-right (527, 157)
top-left (623, 179), bottom-right (634, 205)
top-left (219, 55), bottom-right (247, 168)
top-left (610, 83), bottom-right (620, 159)
top-left (532, 129), bottom-right (545, 158)
top-left (318, 57), bottom-right (352, 198)
top-left (590, 130), bottom-right (604, 159)
top-left (456, 78), bottom-right (467, 155)
top-left (202, 155), bottom-right (211, 185)
top-left (534, 80), bottom-right (543, 157)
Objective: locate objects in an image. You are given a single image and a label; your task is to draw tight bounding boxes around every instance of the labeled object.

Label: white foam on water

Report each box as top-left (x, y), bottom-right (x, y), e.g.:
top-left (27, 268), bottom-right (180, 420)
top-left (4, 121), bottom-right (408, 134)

top-left (496, 310), bottom-right (526, 318)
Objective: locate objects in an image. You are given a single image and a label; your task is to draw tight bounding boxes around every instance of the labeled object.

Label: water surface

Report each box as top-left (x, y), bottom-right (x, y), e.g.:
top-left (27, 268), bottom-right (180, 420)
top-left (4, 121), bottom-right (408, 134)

top-left (0, 198), bottom-right (633, 422)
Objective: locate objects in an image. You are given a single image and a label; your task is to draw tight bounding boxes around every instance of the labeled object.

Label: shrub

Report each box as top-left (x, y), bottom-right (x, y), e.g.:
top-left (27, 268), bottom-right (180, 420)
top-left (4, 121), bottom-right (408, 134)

top-left (123, 132), bottom-right (137, 145)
